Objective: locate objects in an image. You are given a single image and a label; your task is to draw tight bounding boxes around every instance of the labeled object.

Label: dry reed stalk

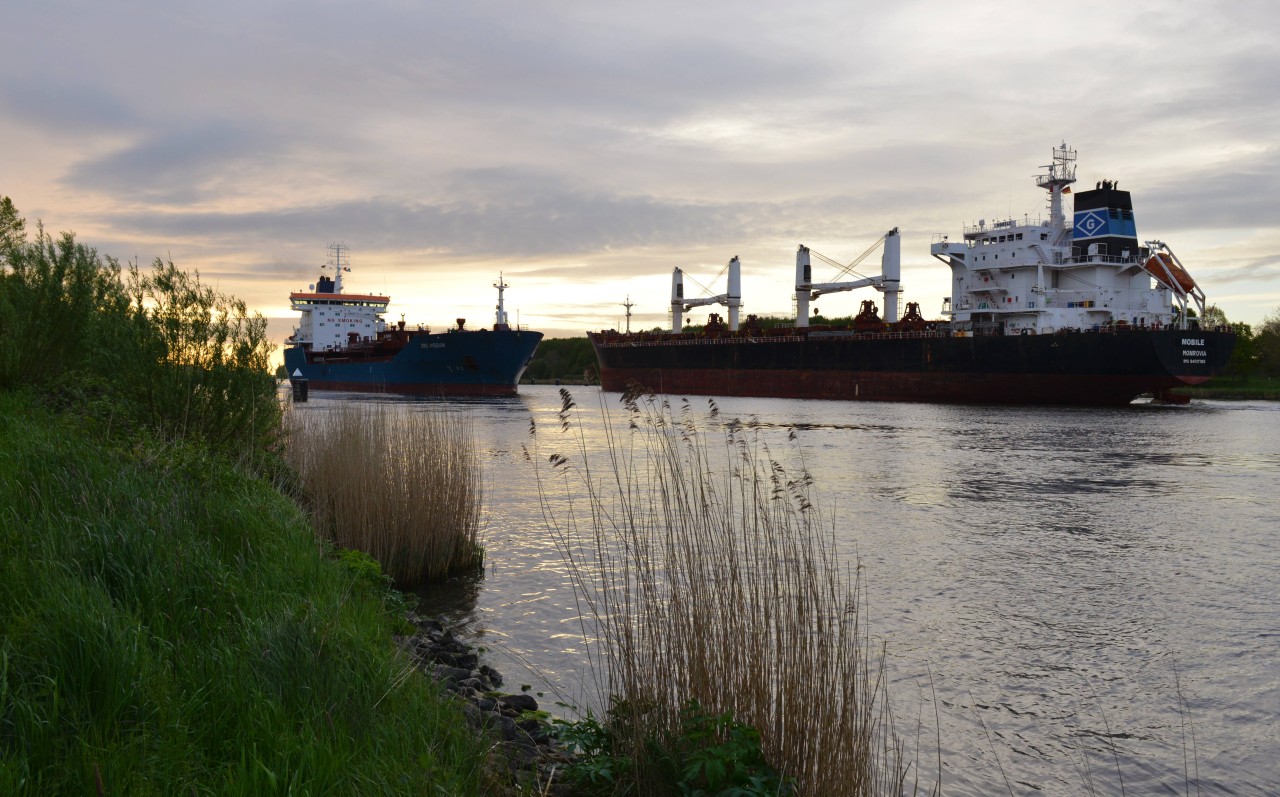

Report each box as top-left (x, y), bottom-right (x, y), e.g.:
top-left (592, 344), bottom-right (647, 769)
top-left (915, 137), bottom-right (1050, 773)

top-left (285, 403), bottom-right (481, 585)
top-left (534, 389), bottom-right (911, 796)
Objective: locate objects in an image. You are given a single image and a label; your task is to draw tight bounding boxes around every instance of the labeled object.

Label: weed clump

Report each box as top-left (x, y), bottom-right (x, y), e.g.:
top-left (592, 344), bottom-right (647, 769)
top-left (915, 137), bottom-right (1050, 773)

top-left (534, 388), bottom-right (912, 796)
top-left (286, 403), bottom-right (483, 585)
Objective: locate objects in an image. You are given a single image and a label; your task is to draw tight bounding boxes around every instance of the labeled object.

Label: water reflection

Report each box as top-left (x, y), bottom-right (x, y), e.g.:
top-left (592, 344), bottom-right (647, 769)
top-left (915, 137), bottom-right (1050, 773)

top-left (289, 388), bottom-right (1279, 796)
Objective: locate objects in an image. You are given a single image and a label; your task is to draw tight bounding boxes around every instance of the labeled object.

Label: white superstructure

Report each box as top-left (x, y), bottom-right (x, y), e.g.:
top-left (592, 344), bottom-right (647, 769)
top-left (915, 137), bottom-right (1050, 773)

top-left (289, 243), bottom-right (389, 352)
top-left (930, 142), bottom-right (1204, 336)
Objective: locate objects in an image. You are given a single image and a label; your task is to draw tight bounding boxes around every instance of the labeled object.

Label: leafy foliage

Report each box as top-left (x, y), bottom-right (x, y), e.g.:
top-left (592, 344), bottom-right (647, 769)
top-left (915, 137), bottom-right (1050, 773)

top-left (0, 198), bottom-right (278, 455)
top-left (524, 336), bottom-right (597, 382)
top-left (1258, 306), bottom-right (1280, 377)
top-left (555, 700), bottom-right (793, 797)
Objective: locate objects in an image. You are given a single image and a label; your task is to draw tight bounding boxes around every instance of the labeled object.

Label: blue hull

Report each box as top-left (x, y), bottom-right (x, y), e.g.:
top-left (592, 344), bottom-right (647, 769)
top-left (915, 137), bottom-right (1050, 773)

top-left (284, 328), bottom-right (542, 395)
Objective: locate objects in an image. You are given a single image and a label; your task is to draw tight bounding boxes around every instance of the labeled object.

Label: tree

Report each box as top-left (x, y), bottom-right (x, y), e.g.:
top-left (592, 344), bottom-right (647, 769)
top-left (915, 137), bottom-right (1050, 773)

top-left (1, 196), bottom-right (26, 257)
top-left (1201, 304), bottom-right (1229, 329)
top-left (1257, 307), bottom-right (1280, 378)
top-left (1223, 321), bottom-right (1256, 380)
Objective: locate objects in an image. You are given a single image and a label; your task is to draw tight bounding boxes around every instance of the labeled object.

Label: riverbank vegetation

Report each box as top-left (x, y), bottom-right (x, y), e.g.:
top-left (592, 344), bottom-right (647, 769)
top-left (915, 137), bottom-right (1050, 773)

top-left (1172, 305), bottom-right (1280, 399)
top-left (535, 389), bottom-right (915, 796)
top-left (0, 198), bottom-right (494, 794)
top-left (0, 394), bottom-right (490, 794)
top-left (285, 403), bottom-right (483, 585)
top-left (524, 336), bottom-right (597, 383)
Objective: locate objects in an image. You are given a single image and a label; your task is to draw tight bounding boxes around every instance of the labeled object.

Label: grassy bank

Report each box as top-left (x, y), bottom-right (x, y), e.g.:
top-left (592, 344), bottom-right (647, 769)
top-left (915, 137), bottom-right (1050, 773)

top-left (0, 391), bottom-right (491, 794)
top-left (1175, 375), bottom-right (1280, 400)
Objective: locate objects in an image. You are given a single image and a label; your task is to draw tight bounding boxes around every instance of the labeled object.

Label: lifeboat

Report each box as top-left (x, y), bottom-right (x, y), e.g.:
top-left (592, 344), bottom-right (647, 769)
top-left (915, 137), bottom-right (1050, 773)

top-left (1144, 252), bottom-right (1197, 295)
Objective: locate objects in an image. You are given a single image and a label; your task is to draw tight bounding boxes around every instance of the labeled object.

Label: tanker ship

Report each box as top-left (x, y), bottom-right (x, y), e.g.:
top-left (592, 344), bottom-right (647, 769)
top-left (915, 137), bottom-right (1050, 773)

top-left (588, 143), bottom-right (1235, 406)
top-left (284, 245), bottom-right (541, 395)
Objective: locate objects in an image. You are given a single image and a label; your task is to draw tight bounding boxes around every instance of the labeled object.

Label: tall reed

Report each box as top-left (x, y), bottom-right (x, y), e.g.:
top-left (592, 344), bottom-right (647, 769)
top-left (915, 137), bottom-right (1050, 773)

top-left (534, 388), bottom-right (914, 796)
top-left (286, 403), bottom-right (482, 585)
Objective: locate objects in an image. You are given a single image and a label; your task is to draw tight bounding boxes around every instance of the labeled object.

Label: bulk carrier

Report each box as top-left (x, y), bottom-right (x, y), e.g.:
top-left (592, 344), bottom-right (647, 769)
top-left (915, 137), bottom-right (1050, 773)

top-left (284, 245), bottom-right (542, 395)
top-left (588, 143), bottom-right (1235, 405)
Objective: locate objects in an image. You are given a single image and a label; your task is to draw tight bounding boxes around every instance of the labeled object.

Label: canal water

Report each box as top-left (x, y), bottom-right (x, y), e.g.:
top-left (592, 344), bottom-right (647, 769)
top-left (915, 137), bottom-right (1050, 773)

top-left (294, 386), bottom-right (1278, 796)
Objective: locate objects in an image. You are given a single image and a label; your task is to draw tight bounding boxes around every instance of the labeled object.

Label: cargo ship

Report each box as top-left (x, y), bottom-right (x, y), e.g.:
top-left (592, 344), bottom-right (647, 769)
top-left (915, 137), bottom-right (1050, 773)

top-left (284, 245), bottom-right (542, 395)
top-left (588, 143), bottom-right (1235, 406)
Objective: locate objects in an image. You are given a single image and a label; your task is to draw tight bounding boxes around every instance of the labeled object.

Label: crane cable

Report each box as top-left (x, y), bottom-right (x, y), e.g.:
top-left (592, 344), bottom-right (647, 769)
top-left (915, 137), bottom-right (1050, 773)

top-left (812, 232), bottom-right (886, 283)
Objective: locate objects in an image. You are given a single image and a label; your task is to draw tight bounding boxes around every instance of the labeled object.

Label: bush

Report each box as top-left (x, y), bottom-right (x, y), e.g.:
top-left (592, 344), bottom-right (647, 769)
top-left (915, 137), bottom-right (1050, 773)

top-left (533, 388), bottom-right (910, 796)
top-left (557, 700), bottom-right (793, 797)
top-left (0, 203), bottom-right (278, 456)
top-left (285, 403), bottom-right (483, 585)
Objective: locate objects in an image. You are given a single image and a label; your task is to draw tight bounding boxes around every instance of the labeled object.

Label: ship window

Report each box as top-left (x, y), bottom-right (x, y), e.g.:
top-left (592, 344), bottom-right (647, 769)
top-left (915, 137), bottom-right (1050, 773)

top-left (1016, 233), bottom-right (1023, 240)
top-left (1041, 233), bottom-right (1049, 240)
top-left (1109, 209), bottom-right (1119, 219)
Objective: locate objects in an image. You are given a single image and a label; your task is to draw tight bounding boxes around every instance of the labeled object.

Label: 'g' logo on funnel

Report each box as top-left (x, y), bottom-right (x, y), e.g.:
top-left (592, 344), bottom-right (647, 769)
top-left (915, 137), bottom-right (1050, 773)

top-left (1075, 210), bottom-right (1107, 237)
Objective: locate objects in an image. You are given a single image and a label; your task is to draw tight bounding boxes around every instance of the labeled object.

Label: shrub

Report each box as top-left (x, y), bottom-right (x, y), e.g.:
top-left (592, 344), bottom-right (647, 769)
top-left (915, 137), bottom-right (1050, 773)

top-left (285, 403), bottom-right (483, 585)
top-left (532, 388), bottom-right (911, 796)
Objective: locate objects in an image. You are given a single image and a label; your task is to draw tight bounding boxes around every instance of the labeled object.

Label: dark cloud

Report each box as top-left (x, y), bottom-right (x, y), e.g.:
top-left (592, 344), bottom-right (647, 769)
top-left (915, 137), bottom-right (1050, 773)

top-left (63, 121), bottom-right (281, 202)
top-left (99, 168), bottom-right (755, 257)
top-left (1138, 149), bottom-right (1280, 231)
top-left (1206, 255), bottom-right (1280, 286)
top-left (1, 83), bottom-right (140, 134)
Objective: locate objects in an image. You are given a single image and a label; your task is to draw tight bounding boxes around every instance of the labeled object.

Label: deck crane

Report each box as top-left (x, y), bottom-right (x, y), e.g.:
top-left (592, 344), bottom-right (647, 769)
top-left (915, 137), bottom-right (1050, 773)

top-left (671, 256), bottom-right (742, 333)
top-left (795, 228), bottom-right (901, 327)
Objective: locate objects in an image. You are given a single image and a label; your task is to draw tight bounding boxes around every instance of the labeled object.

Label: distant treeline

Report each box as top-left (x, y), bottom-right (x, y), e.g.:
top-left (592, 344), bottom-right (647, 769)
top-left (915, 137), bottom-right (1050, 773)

top-left (524, 336), bottom-right (596, 381)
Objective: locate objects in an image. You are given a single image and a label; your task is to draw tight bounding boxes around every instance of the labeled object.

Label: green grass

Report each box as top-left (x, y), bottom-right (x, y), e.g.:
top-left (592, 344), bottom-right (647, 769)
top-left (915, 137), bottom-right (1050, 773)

top-left (0, 391), bottom-right (491, 795)
top-left (1174, 375), bottom-right (1280, 400)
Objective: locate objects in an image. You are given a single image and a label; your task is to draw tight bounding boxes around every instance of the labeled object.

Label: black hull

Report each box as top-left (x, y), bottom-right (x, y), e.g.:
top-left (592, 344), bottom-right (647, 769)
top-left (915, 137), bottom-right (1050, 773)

top-left (589, 329), bottom-right (1236, 406)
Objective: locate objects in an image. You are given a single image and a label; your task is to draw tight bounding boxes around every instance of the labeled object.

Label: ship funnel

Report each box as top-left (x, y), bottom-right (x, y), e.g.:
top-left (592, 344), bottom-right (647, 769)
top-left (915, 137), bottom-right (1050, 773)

top-left (795, 245), bottom-right (812, 327)
top-left (727, 256), bottom-right (742, 331)
top-left (671, 267), bottom-right (685, 333)
top-left (881, 228), bottom-right (901, 323)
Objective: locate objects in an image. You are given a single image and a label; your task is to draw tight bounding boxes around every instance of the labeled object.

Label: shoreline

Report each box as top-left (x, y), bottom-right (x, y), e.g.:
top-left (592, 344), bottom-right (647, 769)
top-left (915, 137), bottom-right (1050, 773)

top-left (397, 612), bottom-right (575, 795)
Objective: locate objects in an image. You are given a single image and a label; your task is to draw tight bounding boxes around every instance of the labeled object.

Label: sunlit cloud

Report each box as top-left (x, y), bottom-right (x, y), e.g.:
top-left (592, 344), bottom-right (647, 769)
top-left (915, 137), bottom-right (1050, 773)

top-left (2, 0), bottom-right (1278, 337)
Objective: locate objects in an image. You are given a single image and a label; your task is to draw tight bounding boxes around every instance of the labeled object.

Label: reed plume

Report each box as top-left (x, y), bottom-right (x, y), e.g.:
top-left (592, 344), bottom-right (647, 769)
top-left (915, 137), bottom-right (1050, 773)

top-left (286, 403), bottom-right (482, 585)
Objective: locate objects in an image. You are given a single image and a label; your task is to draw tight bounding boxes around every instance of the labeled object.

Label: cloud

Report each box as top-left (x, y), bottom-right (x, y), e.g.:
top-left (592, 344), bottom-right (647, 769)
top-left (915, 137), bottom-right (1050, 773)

top-left (62, 121), bottom-right (282, 202)
top-left (1138, 148), bottom-right (1280, 231)
top-left (0, 82), bottom-right (140, 135)
top-left (1207, 255), bottom-right (1280, 286)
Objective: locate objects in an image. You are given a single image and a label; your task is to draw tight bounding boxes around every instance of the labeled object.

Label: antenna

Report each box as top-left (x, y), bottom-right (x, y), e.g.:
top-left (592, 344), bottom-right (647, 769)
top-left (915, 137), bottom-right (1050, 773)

top-left (327, 242), bottom-right (349, 293)
top-left (493, 272), bottom-right (510, 327)
top-left (622, 295), bottom-right (634, 333)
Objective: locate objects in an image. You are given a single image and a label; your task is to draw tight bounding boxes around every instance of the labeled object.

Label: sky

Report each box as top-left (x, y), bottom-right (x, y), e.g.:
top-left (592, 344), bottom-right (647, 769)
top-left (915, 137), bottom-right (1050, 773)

top-left (3, 0), bottom-right (1278, 349)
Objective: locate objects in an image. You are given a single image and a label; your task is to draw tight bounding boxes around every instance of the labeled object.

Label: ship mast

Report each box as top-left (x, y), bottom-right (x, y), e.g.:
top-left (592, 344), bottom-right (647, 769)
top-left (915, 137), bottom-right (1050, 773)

top-left (327, 242), bottom-right (349, 293)
top-left (622, 295), bottom-right (634, 333)
top-left (1035, 141), bottom-right (1077, 229)
top-left (494, 273), bottom-right (509, 328)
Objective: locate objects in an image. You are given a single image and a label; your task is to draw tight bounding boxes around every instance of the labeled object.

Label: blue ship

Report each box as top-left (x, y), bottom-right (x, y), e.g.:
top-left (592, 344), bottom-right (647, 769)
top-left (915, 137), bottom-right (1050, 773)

top-left (284, 245), bottom-right (542, 395)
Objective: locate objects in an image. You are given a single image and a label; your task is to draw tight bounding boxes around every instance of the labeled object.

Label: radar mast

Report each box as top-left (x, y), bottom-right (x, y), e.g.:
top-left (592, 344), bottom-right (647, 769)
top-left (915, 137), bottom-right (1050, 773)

top-left (1035, 142), bottom-right (1077, 229)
